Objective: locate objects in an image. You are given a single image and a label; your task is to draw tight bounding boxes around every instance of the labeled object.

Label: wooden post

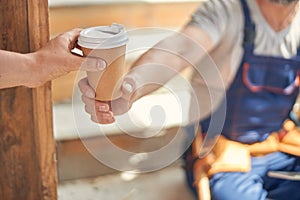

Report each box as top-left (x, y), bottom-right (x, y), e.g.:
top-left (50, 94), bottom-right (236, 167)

top-left (0, 0), bottom-right (57, 200)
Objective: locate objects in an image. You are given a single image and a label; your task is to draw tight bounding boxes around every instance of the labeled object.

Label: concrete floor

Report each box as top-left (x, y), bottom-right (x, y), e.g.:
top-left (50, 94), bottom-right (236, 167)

top-left (58, 165), bottom-right (196, 200)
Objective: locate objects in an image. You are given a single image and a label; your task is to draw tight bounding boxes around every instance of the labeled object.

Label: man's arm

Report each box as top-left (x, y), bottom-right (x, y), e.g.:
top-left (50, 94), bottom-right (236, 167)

top-left (125, 25), bottom-right (214, 102)
top-left (79, 25), bottom-right (215, 124)
top-left (0, 50), bottom-right (33, 89)
top-left (0, 29), bottom-right (105, 89)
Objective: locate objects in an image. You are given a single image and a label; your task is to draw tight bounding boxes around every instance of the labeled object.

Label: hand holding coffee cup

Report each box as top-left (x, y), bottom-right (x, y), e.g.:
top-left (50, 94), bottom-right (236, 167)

top-left (78, 23), bottom-right (129, 102)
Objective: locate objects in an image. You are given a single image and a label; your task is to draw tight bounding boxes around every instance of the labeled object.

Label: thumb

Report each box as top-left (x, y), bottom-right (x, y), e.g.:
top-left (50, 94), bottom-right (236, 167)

top-left (121, 74), bottom-right (138, 101)
top-left (79, 56), bottom-right (107, 72)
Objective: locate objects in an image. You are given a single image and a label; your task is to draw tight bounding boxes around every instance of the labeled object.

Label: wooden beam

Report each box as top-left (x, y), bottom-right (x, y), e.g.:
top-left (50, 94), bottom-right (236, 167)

top-left (0, 1), bottom-right (57, 200)
top-left (57, 127), bottom-right (181, 181)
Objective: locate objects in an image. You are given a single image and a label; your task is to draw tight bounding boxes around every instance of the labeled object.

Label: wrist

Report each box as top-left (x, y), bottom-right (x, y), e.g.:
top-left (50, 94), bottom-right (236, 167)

top-left (22, 52), bottom-right (42, 88)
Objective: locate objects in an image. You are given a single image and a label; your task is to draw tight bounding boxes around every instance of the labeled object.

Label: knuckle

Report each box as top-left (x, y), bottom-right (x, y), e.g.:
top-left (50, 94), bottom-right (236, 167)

top-left (84, 105), bottom-right (89, 113)
top-left (78, 80), bottom-right (85, 90)
top-left (91, 116), bottom-right (98, 123)
top-left (81, 95), bottom-right (86, 103)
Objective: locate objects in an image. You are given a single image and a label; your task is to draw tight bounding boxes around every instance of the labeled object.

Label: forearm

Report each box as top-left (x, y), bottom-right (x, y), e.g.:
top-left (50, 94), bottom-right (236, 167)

top-left (0, 28), bottom-right (103, 90)
top-left (128, 25), bottom-right (214, 102)
top-left (128, 39), bottom-right (190, 100)
top-left (0, 50), bottom-right (34, 89)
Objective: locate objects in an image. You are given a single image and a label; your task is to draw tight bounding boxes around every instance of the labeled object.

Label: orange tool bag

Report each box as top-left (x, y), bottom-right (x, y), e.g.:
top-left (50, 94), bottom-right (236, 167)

top-left (192, 120), bottom-right (300, 200)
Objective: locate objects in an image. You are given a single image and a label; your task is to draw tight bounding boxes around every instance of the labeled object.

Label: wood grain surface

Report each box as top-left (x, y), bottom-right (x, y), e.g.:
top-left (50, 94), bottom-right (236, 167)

top-left (0, 0), bottom-right (57, 199)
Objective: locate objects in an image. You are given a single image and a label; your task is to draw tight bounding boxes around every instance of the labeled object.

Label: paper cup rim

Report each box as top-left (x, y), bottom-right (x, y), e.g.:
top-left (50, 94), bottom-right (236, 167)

top-left (78, 23), bottom-right (129, 49)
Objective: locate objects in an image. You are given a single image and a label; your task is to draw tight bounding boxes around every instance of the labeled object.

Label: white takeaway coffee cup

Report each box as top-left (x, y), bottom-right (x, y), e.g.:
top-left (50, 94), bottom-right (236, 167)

top-left (78, 23), bottom-right (129, 101)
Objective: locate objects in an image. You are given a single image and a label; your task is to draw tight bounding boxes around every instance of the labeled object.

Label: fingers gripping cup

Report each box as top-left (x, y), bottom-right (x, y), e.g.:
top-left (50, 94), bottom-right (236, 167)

top-left (78, 23), bottom-right (129, 101)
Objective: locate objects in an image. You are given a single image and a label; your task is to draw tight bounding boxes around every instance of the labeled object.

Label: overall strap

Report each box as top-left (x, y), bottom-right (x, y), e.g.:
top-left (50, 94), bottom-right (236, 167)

top-left (297, 45), bottom-right (300, 56)
top-left (240, 0), bottom-right (300, 57)
top-left (240, 0), bottom-right (256, 51)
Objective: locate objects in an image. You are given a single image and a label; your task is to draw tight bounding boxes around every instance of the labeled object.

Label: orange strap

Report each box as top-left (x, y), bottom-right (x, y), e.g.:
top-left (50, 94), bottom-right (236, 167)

top-left (193, 120), bottom-right (300, 178)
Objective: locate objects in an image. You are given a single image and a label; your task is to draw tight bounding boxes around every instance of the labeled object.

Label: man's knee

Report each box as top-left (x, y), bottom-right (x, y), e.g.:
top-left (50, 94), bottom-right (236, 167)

top-left (210, 172), bottom-right (267, 200)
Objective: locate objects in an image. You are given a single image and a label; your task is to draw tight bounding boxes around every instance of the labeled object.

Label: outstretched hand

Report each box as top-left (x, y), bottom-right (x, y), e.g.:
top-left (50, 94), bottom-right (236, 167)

top-left (27, 29), bottom-right (106, 87)
top-left (78, 77), bottom-right (135, 124)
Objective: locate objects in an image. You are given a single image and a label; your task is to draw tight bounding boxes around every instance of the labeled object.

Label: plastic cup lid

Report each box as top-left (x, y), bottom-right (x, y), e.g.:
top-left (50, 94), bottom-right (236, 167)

top-left (78, 23), bottom-right (129, 49)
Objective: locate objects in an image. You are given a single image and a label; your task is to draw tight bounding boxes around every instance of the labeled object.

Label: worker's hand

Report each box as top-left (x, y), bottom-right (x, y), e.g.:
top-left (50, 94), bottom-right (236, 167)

top-left (79, 63), bottom-right (171, 124)
top-left (78, 75), bottom-right (137, 124)
top-left (26, 28), bottom-right (106, 87)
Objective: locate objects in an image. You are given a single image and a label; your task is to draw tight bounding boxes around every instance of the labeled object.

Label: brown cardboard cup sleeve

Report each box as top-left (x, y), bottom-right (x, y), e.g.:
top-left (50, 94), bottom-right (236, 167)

top-left (78, 23), bottom-right (129, 101)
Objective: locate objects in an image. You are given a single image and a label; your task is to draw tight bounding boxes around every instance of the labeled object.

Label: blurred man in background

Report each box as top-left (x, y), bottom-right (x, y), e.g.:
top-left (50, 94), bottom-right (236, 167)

top-left (80, 0), bottom-right (300, 199)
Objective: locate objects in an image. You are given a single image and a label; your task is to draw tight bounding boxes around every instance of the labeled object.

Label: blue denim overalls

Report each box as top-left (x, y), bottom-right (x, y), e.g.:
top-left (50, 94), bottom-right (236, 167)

top-left (184, 0), bottom-right (300, 199)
